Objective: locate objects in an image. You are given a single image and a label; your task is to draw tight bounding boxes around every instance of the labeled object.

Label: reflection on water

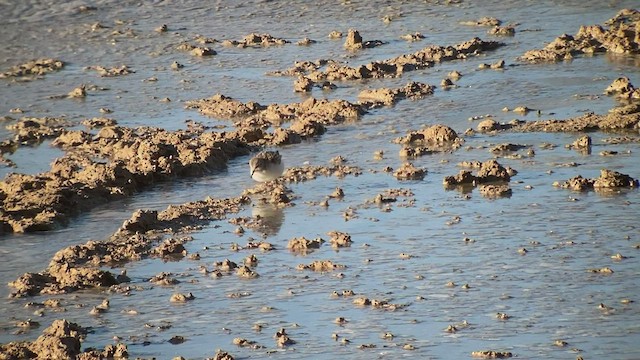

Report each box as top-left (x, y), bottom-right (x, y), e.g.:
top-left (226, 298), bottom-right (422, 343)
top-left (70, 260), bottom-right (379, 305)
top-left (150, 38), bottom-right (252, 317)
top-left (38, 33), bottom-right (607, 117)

top-left (251, 201), bottom-right (285, 238)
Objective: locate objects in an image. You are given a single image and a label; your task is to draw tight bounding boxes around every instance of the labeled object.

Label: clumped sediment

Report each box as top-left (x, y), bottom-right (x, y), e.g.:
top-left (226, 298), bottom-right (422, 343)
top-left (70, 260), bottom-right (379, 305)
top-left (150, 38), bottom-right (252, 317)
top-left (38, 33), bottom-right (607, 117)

top-left (272, 37), bottom-right (503, 81)
top-left (482, 112), bottom-right (640, 133)
top-left (0, 58), bottom-right (64, 80)
top-left (0, 124), bottom-right (251, 233)
top-left (553, 169), bottom-right (639, 191)
top-left (394, 124), bottom-right (463, 157)
top-left (0, 319), bottom-right (127, 360)
top-left (521, 8), bottom-right (640, 62)
top-left (8, 196), bottom-right (248, 297)
top-left (443, 159), bottom-right (515, 187)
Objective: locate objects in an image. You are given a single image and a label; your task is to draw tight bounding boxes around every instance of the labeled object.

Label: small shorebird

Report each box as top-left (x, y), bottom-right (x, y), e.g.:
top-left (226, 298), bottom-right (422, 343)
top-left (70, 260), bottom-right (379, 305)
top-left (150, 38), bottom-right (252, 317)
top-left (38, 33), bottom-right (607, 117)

top-left (249, 151), bottom-right (284, 182)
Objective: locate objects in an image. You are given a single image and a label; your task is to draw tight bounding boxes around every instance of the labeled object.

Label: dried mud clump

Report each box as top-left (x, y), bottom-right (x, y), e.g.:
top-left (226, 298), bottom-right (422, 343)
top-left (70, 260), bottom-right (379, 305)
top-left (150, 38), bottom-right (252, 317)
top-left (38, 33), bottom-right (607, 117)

top-left (566, 135), bottom-right (592, 151)
top-left (491, 143), bottom-right (528, 153)
top-left (394, 124), bottom-right (463, 157)
top-left (0, 123), bottom-right (252, 233)
top-left (236, 265), bottom-right (259, 278)
top-left (153, 237), bottom-right (189, 258)
top-left (81, 117), bottom-right (118, 128)
top-left (287, 237), bottom-right (325, 252)
top-left (176, 43), bottom-right (217, 56)
top-left (279, 164), bottom-right (363, 183)
top-left (0, 58), bottom-right (64, 79)
top-left (185, 94), bottom-right (265, 118)
top-left (393, 163), bottom-right (426, 180)
top-left (211, 349), bottom-right (235, 360)
top-left (187, 95), bottom-right (365, 140)
top-left (293, 76), bottom-right (314, 92)
top-left (401, 32), bottom-right (425, 41)
top-left (367, 188), bottom-right (415, 206)
top-left (604, 76), bottom-right (640, 100)
top-left (297, 260), bottom-right (346, 272)
top-left (471, 350), bottom-right (513, 358)
top-left (85, 65), bottom-right (134, 77)
top-left (479, 184), bottom-right (512, 198)
top-left (509, 112), bottom-right (640, 132)
top-left (343, 29), bottom-right (385, 50)
top-left (554, 169), bottom-right (639, 191)
top-left (170, 292), bottom-right (195, 302)
top-left (222, 33), bottom-right (289, 47)
top-left (521, 9), bottom-right (640, 62)
top-left (488, 26), bottom-right (515, 36)
top-left (9, 196), bottom-right (248, 297)
top-left (243, 182), bottom-right (292, 206)
top-left (275, 37), bottom-right (503, 81)
top-left (0, 319), bottom-right (127, 360)
top-left (344, 29), bottom-right (363, 49)
top-left (5, 116), bottom-right (70, 145)
top-left (352, 296), bottom-right (404, 311)
top-left (274, 328), bottom-right (295, 347)
top-left (327, 231), bottom-right (352, 248)
top-left (150, 272), bottom-right (179, 285)
top-left (460, 17), bottom-right (502, 27)
top-left (358, 82), bottom-right (435, 106)
top-left (444, 159), bottom-right (514, 187)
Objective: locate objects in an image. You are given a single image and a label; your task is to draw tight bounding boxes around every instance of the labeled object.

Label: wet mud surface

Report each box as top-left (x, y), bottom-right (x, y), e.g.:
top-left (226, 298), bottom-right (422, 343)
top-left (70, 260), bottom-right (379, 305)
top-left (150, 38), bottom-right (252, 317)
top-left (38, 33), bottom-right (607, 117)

top-left (1, 1), bottom-right (640, 359)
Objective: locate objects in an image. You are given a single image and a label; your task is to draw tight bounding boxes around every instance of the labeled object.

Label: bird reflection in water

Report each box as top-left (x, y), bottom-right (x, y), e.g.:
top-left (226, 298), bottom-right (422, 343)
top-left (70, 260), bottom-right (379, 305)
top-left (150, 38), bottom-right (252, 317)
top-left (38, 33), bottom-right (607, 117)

top-left (251, 200), bottom-right (284, 237)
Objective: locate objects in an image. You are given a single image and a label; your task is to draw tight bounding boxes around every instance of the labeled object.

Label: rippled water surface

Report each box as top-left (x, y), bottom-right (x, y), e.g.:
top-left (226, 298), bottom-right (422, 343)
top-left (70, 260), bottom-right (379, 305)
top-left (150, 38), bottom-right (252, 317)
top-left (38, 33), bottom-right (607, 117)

top-left (1, 1), bottom-right (639, 359)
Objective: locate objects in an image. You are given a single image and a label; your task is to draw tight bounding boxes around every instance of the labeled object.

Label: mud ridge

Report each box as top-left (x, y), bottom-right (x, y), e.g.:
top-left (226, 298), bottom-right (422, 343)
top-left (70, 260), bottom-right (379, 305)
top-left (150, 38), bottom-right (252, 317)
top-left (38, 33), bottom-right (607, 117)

top-left (521, 8), bottom-right (640, 62)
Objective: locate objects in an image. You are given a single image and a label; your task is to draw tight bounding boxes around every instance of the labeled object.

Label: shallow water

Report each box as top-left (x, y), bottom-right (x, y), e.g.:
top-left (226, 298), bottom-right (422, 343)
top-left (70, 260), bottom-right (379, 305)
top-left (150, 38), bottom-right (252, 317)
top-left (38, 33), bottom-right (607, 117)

top-left (1, 0), bottom-right (640, 359)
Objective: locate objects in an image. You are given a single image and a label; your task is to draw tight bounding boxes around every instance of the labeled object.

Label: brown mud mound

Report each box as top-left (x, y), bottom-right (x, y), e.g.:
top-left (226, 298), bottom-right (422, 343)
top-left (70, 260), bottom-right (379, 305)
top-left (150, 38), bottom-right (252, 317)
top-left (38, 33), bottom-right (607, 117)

top-left (287, 237), bottom-right (325, 252)
top-left (566, 135), bottom-right (592, 152)
top-left (366, 188), bottom-right (415, 207)
top-left (358, 81), bottom-right (435, 106)
top-left (521, 9), bottom-right (640, 62)
top-left (604, 76), bottom-right (640, 100)
top-left (0, 319), bottom-right (127, 360)
top-left (279, 164), bottom-right (363, 183)
top-left (509, 112), bottom-right (640, 132)
top-left (476, 119), bottom-right (520, 133)
top-left (177, 43), bottom-right (214, 56)
top-left (554, 169), bottom-right (639, 191)
top-left (243, 181), bottom-right (293, 206)
top-left (488, 26), bottom-right (515, 37)
top-left (479, 184), bottom-right (512, 199)
top-left (273, 37), bottom-right (503, 81)
top-left (327, 231), bottom-right (352, 248)
top-left (222, 33), bottom-right (289, 47)
top-left (444, 160), bottom-right (515, 192)
top-left (394, 163), bottom-right (426, 180)
top-left (0, 58), bottom-right (64, 80)
top-left (85, 65), bottom-right (134, 77)
top-left (5, 116), bottom-right (70, 145)
top-left (351, 296), bottom-right (405, 311)
top-left (9, 196), bottom-right (248, 297)
top-left (471, 350), bottom-right (513, 358)
top-left (490, 143), bottom-right (529, 153)
top-left (0, 125), bottom-right (251, 233)
top-left (186, 95), bottom-right (365, 138)
top-left (296, 260), bottom-right (346, 272)
top-left (394, 124), bottom-right (463, 157)
top-left (81, 117), bottom-right (118, 128)
top-left (401, 32), bottom-right (425, 42)
top-left (460, 17), bottom-right (502, 27)
top-left (343, 29), bottom-right (385, 50)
